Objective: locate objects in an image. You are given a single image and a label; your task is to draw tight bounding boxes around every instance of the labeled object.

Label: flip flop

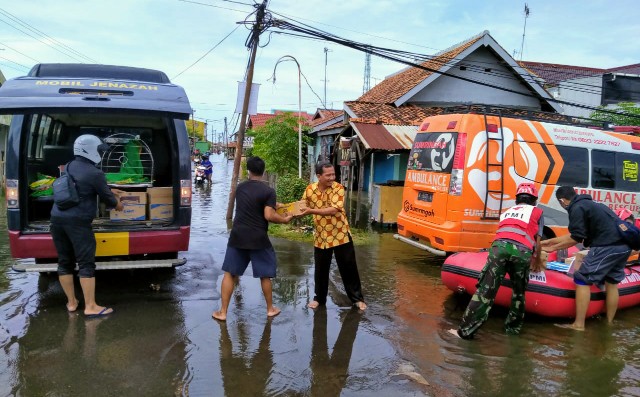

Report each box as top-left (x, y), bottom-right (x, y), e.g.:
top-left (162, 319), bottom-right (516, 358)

top-left (85, 307), bottom-right (114, 319)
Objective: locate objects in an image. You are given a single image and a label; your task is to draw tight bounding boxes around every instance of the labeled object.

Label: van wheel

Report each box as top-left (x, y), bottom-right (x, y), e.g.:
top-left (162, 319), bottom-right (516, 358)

top-left (37, 272), bottom-right (56, 292)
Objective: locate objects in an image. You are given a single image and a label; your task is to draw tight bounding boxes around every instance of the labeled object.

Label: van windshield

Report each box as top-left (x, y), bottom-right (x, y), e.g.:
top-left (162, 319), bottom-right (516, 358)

top-left (407, 132), bottom-right (458, 173)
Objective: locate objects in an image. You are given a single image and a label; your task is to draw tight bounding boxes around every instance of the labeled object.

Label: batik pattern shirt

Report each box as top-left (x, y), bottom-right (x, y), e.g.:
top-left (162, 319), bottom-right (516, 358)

top-left (302, 182), bottom-right (351, 249)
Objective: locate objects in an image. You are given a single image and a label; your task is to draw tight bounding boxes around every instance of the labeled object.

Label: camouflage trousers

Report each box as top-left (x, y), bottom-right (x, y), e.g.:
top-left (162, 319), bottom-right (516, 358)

top-left (458, 240), bottom-right (532, 339)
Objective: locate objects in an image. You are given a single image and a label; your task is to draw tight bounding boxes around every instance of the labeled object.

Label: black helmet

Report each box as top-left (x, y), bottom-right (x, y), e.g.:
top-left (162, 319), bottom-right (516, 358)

top-left (201, 154), bottom-right (209, 160)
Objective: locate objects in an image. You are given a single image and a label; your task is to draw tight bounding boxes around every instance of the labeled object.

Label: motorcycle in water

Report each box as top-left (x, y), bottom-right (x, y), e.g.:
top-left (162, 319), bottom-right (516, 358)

top-left (194, 165), bottom-right (207, 186)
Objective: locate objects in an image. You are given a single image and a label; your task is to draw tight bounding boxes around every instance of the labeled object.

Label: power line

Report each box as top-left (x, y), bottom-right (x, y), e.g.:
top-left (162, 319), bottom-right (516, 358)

top-left (0, 7), bottom-right (97, 63)
top-left (0, 39), bottom-right (40, 63)
top-left (0, 61), bottom-right (27, 73)
top-left (0, 55), bottom-right (30, 70)
top-left (268, 11), bottom-right (633, 96)
top-left (172, 25), bottom-right (241, 80)
top-left (269, 17), bottom-right (640, 120)
top-left (177, 0), bottom-right (253, 14)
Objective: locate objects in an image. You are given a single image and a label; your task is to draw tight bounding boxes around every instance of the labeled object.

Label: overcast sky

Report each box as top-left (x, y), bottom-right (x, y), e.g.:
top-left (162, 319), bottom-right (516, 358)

top-left (0, 0), bottom-right (638, 136)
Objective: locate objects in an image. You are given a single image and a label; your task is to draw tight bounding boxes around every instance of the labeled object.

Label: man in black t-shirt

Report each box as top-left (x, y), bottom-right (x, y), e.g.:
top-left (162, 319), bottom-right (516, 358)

top-left (212, 157), bottom-right (293, 321)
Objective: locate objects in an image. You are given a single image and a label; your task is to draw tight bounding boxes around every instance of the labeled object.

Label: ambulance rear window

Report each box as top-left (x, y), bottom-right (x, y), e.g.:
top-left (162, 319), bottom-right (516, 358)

top-left (407, 132), bottom-right (457, 173)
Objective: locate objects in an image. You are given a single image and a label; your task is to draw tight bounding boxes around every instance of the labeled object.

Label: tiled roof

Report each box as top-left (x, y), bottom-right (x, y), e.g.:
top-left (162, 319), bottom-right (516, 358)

top-left (248, 113), bottom-right (277, 128)
top-left (607, 63), bottom-right (640, 75)
top-left (249, 111), bottom-right (313, 129)
top-left (345, 101), bottom-right (443, 125)
top-left (316, 120), bottom-right (344, 132)
top-left (310, 110), bottom-right (343, 127)
top-left (519, 62), bottom-right (640, 86)
top-left (518, 61), bottom-right (605, 86)
top-left (312, 109), bottom-right (342, 121)
top-left (357, 33), bottom-right (485, 104)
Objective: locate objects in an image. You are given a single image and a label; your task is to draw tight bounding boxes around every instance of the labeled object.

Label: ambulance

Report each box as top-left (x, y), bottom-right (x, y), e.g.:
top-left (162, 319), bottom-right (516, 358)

top-left (394, 106), bottom-right (640, 256)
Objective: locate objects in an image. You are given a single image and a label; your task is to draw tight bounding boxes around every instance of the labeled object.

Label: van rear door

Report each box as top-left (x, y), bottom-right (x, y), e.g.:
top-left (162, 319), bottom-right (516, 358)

top-left (405, 132), bottom-right (459, 224)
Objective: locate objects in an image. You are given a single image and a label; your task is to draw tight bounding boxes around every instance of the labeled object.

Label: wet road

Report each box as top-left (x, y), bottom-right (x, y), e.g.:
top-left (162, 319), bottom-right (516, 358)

top-left (1, 153), bottom-right (640, 396)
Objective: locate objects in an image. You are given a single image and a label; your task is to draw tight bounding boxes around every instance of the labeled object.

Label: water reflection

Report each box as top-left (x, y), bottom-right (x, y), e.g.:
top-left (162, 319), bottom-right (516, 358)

top-left (13, 270), bottom-right (188, 396)
top-left (218, 319), bottom-right (274, 396)
top-left (309, 308), bottom-right (362, 397)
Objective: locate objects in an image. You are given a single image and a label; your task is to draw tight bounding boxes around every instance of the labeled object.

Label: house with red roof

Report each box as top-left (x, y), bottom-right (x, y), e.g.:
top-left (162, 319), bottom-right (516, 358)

top-left (519, 61), bottom-right (640, 118)
top-left (318, 31), bottom-right (557, 202)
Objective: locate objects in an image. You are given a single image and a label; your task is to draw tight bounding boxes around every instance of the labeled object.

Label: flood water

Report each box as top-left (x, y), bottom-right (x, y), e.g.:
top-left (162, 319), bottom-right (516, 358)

top-left (1, 153), bottom-right (640, 396)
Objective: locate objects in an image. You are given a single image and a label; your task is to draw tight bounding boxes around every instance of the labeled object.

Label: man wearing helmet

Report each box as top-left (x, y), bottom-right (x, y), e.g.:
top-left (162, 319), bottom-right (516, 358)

top-left (50, 134), bottom-right (124, 318)
top-left (542, 186), bottom-right (632, 331)
top-left (450, 182), bottom-right (545, 339)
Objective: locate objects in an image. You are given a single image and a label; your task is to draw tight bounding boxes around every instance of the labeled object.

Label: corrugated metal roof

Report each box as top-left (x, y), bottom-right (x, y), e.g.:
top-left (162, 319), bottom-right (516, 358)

top-left (351, 122), bottom-right (417, 151)
top-left (383, 124), bottom-right (418, 149)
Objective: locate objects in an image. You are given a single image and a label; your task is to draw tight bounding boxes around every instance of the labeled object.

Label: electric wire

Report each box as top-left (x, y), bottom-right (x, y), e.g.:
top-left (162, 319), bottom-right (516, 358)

top-left (267, 17), bottom-right (640, 120)
top-left (0, 55), bottom-right (29, 70)
top-left (0, 7), bottom-right (97, 63)
top-left (178, 0), bottom-right (252, 14)
top-left (270, 10), bottom-right (638, 95)
top-left (0, 39), bottom-right (40, 63)
top-left (172, 24), bottom-right (241, 80)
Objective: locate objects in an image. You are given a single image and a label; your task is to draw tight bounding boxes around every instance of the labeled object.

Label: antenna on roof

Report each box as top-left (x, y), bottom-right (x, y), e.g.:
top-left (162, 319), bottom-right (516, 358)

top-left (363, 47), bottom-right (371, 94)
top-left (519, 3), bottom-right (530, 61)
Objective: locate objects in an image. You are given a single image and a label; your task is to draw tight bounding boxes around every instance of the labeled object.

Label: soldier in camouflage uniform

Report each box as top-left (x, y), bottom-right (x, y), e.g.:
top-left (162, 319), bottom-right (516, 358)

top-left (450, 183), bottom-right (545, 340)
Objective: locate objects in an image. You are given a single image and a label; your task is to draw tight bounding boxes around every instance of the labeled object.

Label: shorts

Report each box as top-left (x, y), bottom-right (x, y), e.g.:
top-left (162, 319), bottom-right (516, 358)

top-left (574, 245), bottom-right (631, 285)
top-left (222, 245), bottom-right (277, 278)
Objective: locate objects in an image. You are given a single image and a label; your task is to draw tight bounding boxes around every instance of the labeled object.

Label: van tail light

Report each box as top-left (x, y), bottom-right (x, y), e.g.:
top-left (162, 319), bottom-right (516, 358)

top-left (180, 179), bottom-right (192, 206)
top-left (449, 133), bottom-right (467, 196)
top-left (6, 179), bottom-right (19, 208)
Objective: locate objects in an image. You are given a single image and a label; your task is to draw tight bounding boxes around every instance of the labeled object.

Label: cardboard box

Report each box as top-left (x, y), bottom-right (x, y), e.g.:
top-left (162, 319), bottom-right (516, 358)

top-left (148, 187), bottom-right (173, 205)
top-left (276, 200), bottom-right (307, 216)
top-left (114, 191), bottom-right (147, 205)
top-left (149, 204), bottom-right (173, 220)
top-left (110, 204), bottom-right (146, 221)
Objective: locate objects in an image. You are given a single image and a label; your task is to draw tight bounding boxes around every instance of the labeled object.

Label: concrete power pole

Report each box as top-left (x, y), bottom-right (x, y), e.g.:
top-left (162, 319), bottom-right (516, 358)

top-left (226, 0), bottom-right (267, 220)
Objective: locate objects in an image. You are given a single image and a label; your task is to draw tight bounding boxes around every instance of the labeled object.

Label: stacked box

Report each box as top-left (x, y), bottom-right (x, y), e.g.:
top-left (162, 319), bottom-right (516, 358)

top-left (110, 190), bottom-right (147, 221)
top-left (148, 187), bottom-right (173, 220)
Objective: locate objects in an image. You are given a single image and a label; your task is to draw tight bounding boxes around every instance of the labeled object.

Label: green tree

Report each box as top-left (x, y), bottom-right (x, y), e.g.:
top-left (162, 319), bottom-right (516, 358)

top-left (590, 102), bottom-right (640, 127)
top-left (248, 113), bottom-right (312, 176)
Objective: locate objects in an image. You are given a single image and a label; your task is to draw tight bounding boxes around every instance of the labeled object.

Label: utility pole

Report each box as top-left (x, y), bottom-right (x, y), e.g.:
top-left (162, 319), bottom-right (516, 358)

top-left (226, 0), bottom-right (267, 220)
top-left (224, 116), bottom-right (228, 158)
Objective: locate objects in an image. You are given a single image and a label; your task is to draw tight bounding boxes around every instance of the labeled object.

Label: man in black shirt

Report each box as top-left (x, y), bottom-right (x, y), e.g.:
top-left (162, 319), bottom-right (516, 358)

top-left (542, 186), bottom-right (631, 331)
top-left (212, 157), bottom-right (293, 321)
top-left (50, 134), bottom-right (124, 318)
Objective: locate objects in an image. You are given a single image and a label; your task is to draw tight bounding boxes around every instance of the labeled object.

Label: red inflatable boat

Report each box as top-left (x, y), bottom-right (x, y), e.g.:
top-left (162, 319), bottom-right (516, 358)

top-left (441, 251), bottom-right (640, 318)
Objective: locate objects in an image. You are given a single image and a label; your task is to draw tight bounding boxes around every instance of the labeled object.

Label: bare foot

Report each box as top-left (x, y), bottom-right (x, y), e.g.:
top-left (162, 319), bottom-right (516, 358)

top-left (355, 301), bottom-right (367, 311)
top-left (66, 299), bottom-right (79, 313)
top-left (554, 323), bottom-right (585, 331)
top-left (308, 301), bottom-right (320, 309)
top-left (212, 311), bottom-right (226, 321)
top-left (447, 329), bottom-right (462, 338)
top-left (267, 306), bottom-right (281, 317)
